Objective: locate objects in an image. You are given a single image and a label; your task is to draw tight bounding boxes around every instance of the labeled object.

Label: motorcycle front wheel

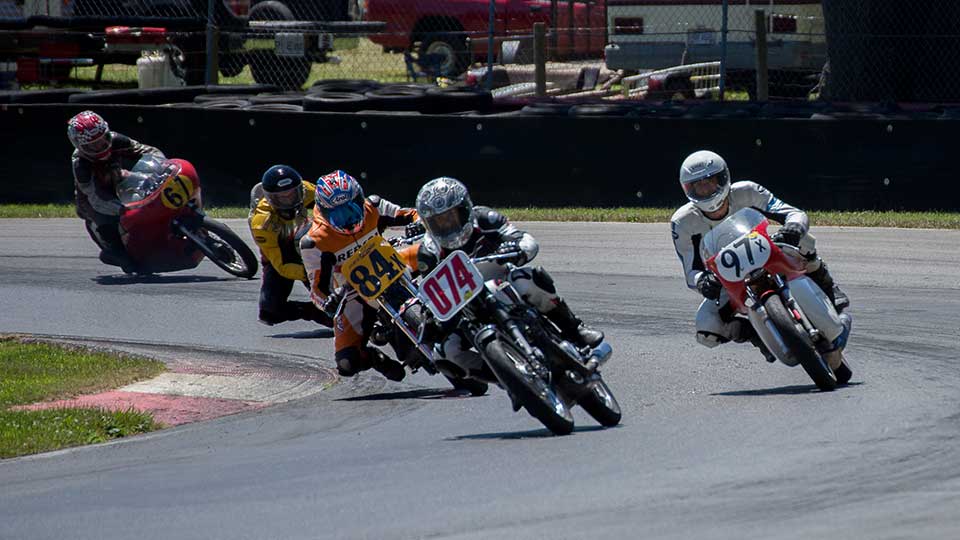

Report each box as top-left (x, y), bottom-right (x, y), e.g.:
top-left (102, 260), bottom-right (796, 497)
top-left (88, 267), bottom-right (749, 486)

top-left (178, 217), bottom-right (258, 279)
top-left (577, 379), bottom-right (622, 427)
top-left (483, 337), bottom-right (574, 435)
top-left (765, 295), bottom-right (837, 391)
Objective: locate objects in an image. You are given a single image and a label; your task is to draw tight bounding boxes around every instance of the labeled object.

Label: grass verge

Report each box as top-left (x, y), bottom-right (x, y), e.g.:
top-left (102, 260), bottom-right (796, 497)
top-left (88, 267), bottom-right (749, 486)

top-left (2, 204), bottom-right (959, 229)
top-left (0, 337), bottom-right (165, 459)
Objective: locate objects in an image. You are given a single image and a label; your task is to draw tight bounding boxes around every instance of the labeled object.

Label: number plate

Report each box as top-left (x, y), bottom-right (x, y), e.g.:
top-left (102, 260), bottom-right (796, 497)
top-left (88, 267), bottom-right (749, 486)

top-left (341, 235), bottom-right (408, 302)
top-left (419, 251), bottom-right (484, 322)
top-left (716, 231), bottom-right (772, 282)
top-left (687, 29), bottom-right (716, 46)
top-left (275, 32), bottom-right (306, 57)
top-left (160, 174), bottom-right (195, 209)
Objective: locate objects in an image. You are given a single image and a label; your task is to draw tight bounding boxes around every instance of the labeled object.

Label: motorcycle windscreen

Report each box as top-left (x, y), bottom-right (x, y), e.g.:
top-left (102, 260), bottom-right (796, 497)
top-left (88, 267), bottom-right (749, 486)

top-left (700, 207), bottom-right (767, 261)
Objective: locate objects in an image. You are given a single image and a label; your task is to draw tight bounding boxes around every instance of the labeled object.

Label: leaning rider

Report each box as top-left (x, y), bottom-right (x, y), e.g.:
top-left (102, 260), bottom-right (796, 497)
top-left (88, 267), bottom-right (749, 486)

top-left (248, 164), bottom-right (332, 328)
top-left (68, 110), bottom-right (164, 273)
top-left (299, 170), bottom-right (419, 382)
top-left (414, 176), bottom-right (603, 380)
top-left (669, 149), bottom-right (849, 356)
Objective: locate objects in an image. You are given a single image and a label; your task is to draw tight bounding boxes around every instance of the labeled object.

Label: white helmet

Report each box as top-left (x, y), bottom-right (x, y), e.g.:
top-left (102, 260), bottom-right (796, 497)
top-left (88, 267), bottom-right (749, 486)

top-left (679, 150), bottom-right (731, 213)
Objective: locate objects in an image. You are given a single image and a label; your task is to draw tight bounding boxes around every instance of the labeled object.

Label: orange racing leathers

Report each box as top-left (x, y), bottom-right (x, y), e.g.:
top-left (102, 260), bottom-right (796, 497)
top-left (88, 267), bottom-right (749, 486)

top-left (248, 180), bottom-right (332, 327)
top-left (299, 195), bottom-right (418, 376)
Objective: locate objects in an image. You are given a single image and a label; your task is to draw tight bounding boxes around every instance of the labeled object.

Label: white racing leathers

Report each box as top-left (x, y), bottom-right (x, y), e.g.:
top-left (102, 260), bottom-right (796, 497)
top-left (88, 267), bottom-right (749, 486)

top-left (417, 207), bottom-right (553, 375)
top-left (670, 181), bottom-right (821, 347)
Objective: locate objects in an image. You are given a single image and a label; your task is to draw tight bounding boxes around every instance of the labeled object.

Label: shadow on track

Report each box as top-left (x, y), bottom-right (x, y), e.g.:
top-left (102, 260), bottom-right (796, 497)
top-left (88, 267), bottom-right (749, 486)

top-left (337, 388), bottom-right (484, 401)
top-left (268, 329), bottom-right (334, 339)
top-left (447, 424), bottom-right (609, 441)
top-left (93, 274), bottom-right (229, 285)
top-left (712, 382), bottom-right (862, 397)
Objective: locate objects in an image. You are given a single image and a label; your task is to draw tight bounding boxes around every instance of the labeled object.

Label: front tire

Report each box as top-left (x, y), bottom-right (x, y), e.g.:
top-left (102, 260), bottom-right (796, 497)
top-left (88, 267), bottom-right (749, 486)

top-left (483, 338), bottom-right (574, 435)
top-left (417, 33), bottom-right (469, 76)
top-left (577, 379), bottom-right (622, 427)
top-left (179, 217), bottom-right (258, 279)
top-left (765, 295), bottom-right (837, 391)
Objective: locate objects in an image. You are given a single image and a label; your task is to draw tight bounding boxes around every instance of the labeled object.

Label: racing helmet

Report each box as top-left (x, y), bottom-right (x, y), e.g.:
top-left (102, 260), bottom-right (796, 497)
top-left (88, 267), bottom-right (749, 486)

top-left (415, 177), bottom-right (474, 250)
top-left (261, 164), bottom-right (304, 221)
top-left (67, 111), bottom-right (112, 161)
top-left (679, 150), bottom-right (731, 214)
top-left (315, 170), bottom-right (365, 235)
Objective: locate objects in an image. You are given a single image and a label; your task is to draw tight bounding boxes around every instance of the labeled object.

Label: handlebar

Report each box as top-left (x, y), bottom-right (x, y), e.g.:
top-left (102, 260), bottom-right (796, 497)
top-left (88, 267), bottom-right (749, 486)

top-left (472, 251), bottom-right (523, 264)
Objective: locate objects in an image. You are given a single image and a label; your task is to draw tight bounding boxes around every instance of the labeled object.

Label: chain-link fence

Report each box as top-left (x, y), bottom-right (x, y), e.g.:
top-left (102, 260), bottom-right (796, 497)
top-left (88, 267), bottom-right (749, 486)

top-left (2, 1), bottom-right (959, 104)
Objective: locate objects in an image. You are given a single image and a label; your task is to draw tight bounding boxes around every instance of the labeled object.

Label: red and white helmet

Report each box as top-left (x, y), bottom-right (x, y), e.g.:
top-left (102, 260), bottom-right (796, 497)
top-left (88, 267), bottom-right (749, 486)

top-left (67, 111), bottom-right (112, 161)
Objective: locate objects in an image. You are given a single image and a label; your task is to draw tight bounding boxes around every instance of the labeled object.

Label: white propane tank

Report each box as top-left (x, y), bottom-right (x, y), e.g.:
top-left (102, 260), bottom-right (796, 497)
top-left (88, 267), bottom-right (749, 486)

top-left (137, 51), bottom-right (184, 89)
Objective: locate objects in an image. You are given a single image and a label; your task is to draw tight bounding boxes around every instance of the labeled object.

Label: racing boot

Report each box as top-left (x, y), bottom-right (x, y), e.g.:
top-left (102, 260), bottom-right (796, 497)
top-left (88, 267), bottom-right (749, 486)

top-left (806, 262), bottom-right (850, 313)
top-left (732, 319), bottom-right (777, 363)
top-left (292, 301), bottom-right (333, 328)
top-left (98, 249), bottom-right (138, 275)
top-left (546, 300), bottom-right (604, 349)
top-left (367, 347), bottom-right (406, 382)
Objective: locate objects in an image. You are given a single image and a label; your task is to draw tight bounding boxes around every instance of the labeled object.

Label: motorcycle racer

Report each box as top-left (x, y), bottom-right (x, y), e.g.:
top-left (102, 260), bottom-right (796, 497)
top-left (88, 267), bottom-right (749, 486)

top-left (670, 150), bottom-right (849, 354)
top-left (248, 164), bottom-right (332, 328)
top-left (414, 177), bottom-right (603, 378)
top-left (299, 170), bottom-right (418, 381)
top-left (68, 110), bottom-right (163, 272)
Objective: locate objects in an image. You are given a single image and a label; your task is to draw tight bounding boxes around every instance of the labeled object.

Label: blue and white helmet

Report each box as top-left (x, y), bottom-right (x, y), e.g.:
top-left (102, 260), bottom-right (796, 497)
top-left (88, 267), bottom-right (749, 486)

top-left (315, 170), bottom-right (365, 234)
top-left (679, 150), bottom-right (731, 214)
top-left (415, 177), bottom-right (474, 250)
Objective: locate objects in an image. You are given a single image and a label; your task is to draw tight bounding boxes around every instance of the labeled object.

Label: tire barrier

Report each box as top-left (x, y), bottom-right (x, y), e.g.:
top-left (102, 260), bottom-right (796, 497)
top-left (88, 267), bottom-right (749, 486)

top-left (308, 79), bottom-right (382, 95)
top-left (247, 93), bottom-right (305, 106)
top-left (242, 103), bottom-right (304, 112)
top-left (5, 103), bottom-right (959, 211)
top-left (0, 88), bottom-right (87, 104)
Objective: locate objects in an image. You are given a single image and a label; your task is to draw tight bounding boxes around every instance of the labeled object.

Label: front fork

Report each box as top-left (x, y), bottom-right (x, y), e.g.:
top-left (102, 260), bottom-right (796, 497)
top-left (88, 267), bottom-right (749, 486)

top-left (376, 278), bottom-right (437, 372)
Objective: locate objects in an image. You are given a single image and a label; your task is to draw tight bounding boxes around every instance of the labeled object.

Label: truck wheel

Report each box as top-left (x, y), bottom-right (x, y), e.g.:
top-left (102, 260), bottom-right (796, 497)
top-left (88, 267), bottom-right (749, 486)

top-left (418, 33), bottom-right (469, 76)
top-left (248, 1), bottom-right (311, 90)
top-left (219, 55), bottom-right (246, 78)
top-left (249, 51), bottom-right (311, 91)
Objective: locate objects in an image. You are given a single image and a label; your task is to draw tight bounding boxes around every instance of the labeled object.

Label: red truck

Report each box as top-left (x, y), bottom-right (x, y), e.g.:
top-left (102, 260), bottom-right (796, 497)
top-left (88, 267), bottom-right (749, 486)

top-left (364, 0), bottom-right (607, 76)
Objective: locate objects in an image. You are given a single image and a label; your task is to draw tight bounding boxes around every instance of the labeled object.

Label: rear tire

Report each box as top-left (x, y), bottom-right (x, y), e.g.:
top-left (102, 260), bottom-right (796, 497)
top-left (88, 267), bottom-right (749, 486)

top-left (179, 217), bottom-right (258, 279)
top-left (765, 295), bottom-right (837, 391)
top-left (577, 379), bottom-right (622, 427)
top-left (483, 338), bottom-right (574, 435)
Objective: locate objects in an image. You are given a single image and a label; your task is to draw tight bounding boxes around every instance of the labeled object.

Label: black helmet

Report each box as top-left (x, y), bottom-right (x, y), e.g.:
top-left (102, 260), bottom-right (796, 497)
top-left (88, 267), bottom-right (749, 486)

top-left (261, 164), bottom-right (304, 220)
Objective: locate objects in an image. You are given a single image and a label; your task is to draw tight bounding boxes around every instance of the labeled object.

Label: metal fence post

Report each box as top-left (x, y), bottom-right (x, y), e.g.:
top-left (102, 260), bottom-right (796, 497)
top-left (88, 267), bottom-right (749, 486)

top-left (755, 9), bottom-right (768, 102)
top-left (205, 0), bottom-right (218, 84)
top-left (718, 0), bottom-right (728, 100)
top-left (486, 0), bottom-right (495, 90)
top-left (534, 22), bottom-right (546, 97)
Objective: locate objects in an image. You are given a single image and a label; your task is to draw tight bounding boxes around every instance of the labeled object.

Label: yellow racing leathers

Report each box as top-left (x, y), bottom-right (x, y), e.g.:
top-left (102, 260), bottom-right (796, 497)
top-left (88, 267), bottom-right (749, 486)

top-left (248, 180), bottom-right (331, 327)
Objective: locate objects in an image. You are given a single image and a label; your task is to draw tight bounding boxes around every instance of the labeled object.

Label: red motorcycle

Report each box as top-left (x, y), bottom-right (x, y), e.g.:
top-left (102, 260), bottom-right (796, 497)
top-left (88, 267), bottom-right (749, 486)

top-left (702, 208), bottom-right (852, 391)
top-left (99, 154), bottom-right (258, 278)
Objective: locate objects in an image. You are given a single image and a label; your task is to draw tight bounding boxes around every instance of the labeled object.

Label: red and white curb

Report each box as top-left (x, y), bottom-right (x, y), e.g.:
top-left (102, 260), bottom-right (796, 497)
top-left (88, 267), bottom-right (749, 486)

top-left (13, 336), bottom-right (337, 427)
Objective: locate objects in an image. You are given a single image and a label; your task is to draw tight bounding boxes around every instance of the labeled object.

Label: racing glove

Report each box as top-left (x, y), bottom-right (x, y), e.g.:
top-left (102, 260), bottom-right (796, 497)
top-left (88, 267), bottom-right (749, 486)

top-left (696, 272), bottom-right (723, 301)
top-left (771, 222), bottom-right (805, 247)
top-left (495, 240), bottom-right (526, 265)
top-left (320, 287), bottom-right (346, 319)
top-left (404, 221), bottom-right (426, 239)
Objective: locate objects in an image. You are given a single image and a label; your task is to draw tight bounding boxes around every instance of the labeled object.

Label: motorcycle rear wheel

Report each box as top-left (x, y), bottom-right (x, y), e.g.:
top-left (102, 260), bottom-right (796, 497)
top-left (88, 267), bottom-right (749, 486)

top-left (578, 379), bottom-right (622, 427)
top-left (179, 217), bottom-right (258, 279)
top-left (765, 295), bottom-right (837, 391)
top-left (483, 338), bottom-right (574, 435)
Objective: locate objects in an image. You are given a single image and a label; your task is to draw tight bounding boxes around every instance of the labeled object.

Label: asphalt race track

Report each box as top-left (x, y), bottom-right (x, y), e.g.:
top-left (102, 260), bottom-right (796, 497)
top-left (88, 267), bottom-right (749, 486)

top-left (1, 219), bottom-right (959, 540)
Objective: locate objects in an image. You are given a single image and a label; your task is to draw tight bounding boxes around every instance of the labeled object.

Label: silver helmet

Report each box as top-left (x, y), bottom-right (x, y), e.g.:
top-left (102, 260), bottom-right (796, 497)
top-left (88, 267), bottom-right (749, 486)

top-left (679, 150), bottom-right (731, 214)
top-left (415, 177), bottom-right (475, 250)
